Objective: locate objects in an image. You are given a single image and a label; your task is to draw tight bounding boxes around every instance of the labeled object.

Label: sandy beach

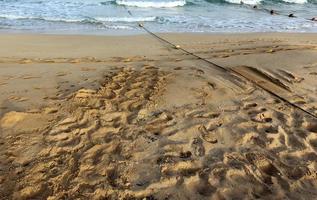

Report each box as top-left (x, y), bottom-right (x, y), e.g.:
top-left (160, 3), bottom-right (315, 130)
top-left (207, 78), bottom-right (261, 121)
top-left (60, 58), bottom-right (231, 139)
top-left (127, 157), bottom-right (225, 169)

top-left (1, 33), bottom-right (317, 199)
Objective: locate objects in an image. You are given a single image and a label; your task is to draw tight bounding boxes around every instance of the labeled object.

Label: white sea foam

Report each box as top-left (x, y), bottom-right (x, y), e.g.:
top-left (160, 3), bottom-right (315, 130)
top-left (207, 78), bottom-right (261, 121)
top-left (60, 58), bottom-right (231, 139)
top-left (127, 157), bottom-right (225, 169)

top-left (0, 14), bottom-right (155, 24)
top-left (225, 0), bottom-right (262, 4)
top-left (226, 0), bottom-right (308, 4)
top-left (0, 14), bottom-right (35, 20)
top-left (95, 16), bottom-right (156, 22)
top-left (115, 0), bottom-right (186, 8)
top-left (103, 24), bottom-right (134, 29)
top-left (0, 14), bottom-right (95, 24)
top-left (281, 0), bottom-right (307, 4)
top-left (42, 17), bottom-right (84, 23)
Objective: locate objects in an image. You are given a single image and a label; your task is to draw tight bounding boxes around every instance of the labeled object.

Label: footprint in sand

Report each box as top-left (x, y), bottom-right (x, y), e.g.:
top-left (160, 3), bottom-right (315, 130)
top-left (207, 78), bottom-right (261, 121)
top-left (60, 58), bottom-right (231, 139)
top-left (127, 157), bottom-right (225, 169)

top-left (21, 75), bottom-right (40, 80)
top-left (257, 124), bottom-right (278, 134)
top-left (240, 132), bottom-right (266, 147)
top-left (307, 134), bottom-right (317, 149)
top-left (309, 72), bottom-right (317, 76)
top-left (0, 111), bottom-right (30, 129)
top-left (198, 125), bottom-right (218, 144)
top-left (19, 59), bottom-right (33, 64)
top-left (245, 152), bottom-right (280, 177)
top-left (173, 67), bottom-right (182, 70)
top-left (43, 59), bottom-right (56, 63)
top-left (8, 96), bottom-right (29, 102)
top-left (33, 86), bottom-right (42, 90)
top-left (195, 68), bottom-right (205, 75)
top-left (191, 137), bottom-right (205, 157)
top-left (80, 67), bottom-right (96, 72)
top-left (56, 72), bottom-right (69, 77)
top-left (193, 111), bottom-right (220, 119)
top-left (250, 111), bottom-right (273, 123)
top-left (304, 121), bottom-right (317, 133)
top-left (69, 58), bottom-right (81, 63)
top-left (243, 102), bottom-right (258, 110)
top-left (206, 81), bottom-right (216, 89)
top-left (179, 151), bottom-right (192, 159)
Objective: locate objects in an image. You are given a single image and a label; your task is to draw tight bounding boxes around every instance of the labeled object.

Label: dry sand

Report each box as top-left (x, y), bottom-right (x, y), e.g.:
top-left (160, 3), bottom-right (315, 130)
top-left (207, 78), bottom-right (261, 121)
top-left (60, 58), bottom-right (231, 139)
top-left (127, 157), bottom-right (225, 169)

top-left (0, 33), bottom-right (317, 199)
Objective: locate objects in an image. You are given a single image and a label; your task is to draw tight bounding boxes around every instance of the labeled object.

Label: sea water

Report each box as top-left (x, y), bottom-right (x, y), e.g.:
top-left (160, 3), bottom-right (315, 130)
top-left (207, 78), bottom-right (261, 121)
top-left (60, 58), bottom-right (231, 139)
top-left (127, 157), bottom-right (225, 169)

top-left (0, 0), bottom-right (316, 34)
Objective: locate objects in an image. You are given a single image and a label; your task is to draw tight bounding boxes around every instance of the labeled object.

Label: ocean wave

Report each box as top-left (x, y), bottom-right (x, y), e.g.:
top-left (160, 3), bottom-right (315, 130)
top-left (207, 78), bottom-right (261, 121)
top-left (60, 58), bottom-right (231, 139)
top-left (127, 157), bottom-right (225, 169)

top-left (95, 16), bottom-right (156, 22)
top-left (224, 0), bottom-right (262, 4)
top-left (115, 0), bottom-right (186, 8)
top-left (0, 14), bottom-right (156, 23)
top-left (222, 0), bottom-right (309, 4)
top-left (0, 14), bottom-right (103, 25)
top-left (0, 14), bottom-right (37, 20)
top-left (0, 14), bottom-right (157, 27)
top-left (0, 14), bottom-right (137, 30)
top-left (281, 0), bottom-right (307, 4)
top-left (0, 14), bottom-right (80, 22)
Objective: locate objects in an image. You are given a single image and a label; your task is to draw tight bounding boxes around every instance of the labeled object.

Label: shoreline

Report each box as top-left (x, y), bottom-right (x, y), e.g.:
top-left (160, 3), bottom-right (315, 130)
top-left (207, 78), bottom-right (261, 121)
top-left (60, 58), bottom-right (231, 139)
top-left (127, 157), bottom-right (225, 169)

top-left (1, 30), bottom-right (317, 37)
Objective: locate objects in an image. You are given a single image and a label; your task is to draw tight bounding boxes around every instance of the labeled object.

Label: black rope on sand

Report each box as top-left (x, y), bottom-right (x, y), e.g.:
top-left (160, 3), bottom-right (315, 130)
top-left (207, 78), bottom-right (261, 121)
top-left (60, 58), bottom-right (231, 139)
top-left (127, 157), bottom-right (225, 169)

top-left (123, 6), bottom-right (317, 120)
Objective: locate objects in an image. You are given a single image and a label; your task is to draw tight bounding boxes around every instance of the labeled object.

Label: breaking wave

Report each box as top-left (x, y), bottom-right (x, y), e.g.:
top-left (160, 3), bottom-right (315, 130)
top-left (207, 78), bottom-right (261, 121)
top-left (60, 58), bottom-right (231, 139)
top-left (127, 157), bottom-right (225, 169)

top-left (115, 0), bottom-right (186, 8)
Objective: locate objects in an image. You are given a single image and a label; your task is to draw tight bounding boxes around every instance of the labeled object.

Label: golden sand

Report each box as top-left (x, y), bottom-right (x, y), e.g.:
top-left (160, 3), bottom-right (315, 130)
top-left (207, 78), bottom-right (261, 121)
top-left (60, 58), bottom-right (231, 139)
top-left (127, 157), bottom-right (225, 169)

top-left (0, 33), bottom-right (317, 199)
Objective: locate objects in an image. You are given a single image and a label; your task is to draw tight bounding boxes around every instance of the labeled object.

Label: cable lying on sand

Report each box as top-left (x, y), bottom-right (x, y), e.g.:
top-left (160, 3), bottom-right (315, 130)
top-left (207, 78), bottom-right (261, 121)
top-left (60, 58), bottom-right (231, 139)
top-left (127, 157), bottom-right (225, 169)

top-left (123, 6), bottom-right (317, 120)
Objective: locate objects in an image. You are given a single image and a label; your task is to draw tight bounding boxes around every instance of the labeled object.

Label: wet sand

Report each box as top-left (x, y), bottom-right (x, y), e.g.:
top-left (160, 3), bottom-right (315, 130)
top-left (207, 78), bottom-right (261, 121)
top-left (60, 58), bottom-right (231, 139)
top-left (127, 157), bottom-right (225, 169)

top-left (0, 33), bottom-right (317, 199)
